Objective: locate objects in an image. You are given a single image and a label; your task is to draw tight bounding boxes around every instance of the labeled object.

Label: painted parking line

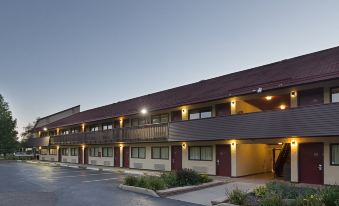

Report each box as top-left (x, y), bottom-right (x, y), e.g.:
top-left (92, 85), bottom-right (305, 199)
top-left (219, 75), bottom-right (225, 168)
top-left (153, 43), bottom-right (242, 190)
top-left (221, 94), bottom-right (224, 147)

top-left (46, 173), bottom-right (114, 179)
top-left (82, 177), bottom-right (118, 183)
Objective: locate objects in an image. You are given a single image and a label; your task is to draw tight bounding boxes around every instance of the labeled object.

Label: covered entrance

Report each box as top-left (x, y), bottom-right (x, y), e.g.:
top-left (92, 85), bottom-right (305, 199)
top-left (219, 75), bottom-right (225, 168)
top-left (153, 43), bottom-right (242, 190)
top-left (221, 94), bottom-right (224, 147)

top-left (299, 143), bottom-right (324, 184)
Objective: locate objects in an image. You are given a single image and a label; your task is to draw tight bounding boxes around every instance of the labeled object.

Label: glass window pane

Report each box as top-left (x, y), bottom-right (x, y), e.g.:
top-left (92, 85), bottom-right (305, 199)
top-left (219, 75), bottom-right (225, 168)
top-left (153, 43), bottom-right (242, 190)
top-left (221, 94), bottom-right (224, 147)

top-left (332, 88), bottom-right (339, 103)
top-left (201, 111), bottom-right (212, 119)
top-left (189, 147), bottom-right (200, 160)
top-left (139, 148), bottom-right (146, 158)
top-left (152, 147), bottom-right (160, 159)
top-left (131, 147), bottom-right (138, 158)
top-left (152, 116), bottom-right (160, 124)
top-left (108, 148), bottom-right (113, 157)
top-left (132, 119), bottom-right (139, 127)
top-left (161, 147), bottom-right (169, 159)
top-left (189, 112), bottom-right (200, 120)
top-left (201, 146), bottom-right (212, 160)
top-left (331, 145), bottom-right (339, 165)
top-left (139, 119), bottom-right (146, 126)
top-left (161, 114), bottom-right (169, 123)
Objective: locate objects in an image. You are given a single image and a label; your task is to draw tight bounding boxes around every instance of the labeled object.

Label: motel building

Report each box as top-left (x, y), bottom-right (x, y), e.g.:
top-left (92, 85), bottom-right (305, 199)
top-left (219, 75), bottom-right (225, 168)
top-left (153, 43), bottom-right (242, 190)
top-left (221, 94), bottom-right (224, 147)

top-left (27, 46), bottom-right (339, 185)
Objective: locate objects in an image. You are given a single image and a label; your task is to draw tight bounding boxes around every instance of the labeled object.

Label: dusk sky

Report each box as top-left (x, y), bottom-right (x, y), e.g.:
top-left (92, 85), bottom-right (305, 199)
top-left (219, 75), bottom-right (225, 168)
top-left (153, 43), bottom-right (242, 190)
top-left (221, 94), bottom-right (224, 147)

top-left (1, 1), bottom-right (339, 136)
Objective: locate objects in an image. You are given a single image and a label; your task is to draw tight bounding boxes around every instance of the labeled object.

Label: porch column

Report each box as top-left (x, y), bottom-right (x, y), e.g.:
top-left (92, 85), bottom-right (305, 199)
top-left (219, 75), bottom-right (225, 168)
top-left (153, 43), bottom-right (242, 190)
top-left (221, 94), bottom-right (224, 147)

top-left (324, 87), bottom-right (331, 104)
top-left (230, 101), bottom-right (237, 115)
top-left (120, 145), bottom-right (123, 167)
top-left (290, 91), bottom-right (298, 108)
top-left (290, 140), bottom-right (299, 182)
top-left (231, 142), bottom-right (237, 177)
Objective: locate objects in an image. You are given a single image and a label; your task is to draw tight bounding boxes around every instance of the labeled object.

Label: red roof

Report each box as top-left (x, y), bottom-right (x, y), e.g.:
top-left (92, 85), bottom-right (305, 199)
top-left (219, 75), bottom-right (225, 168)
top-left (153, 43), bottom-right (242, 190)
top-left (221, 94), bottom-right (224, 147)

top-left (45, 46), bottom-right (339, 129)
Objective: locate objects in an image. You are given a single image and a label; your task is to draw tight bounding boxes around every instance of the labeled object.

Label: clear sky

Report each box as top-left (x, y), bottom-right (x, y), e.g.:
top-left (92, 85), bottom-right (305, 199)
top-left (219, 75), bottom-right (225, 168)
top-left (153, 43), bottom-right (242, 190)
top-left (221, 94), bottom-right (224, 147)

top-left (1, 0), bottom-right (339, 136)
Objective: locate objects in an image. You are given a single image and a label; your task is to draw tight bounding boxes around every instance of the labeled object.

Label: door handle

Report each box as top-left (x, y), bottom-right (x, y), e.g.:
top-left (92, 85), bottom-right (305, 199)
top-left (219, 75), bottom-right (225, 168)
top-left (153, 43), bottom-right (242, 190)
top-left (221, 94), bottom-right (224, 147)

top-left (318, 164), bottom-right (323, 171)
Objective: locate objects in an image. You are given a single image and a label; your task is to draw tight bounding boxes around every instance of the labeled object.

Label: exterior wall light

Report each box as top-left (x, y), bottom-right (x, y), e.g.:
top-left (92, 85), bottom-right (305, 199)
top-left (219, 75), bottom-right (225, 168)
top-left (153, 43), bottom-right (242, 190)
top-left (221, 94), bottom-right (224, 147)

top-left (291, 91), bottom-right (297, 98)
top-left (291, 140), bottom-right (297, 146)
top-left (278, 142), bottom-right (283, 145)
top-left (231, 141), bottom-right (236, 147)
top-left (280, 104), bottom-right (287, 110)
top-left (81, 123), bottom-right (85, 131)
top-left (81, 145), bottom-right (85, 150)
top-left (43, 127), bottom-right (48, 131)
top-left (38, 146), bottom-right (42, 150)
top-left (231, 101), bottom-right (236, 106)
top-left (265, 96), bottom-right (273, 101)
top-left (182, 143), bottom-right (187, 149)
top-left (141, 108), bottom-right (147, 114)
top-left (56, 145), bottom-right (60, 150)
top-left (182, 109), bottom-right (186, 113)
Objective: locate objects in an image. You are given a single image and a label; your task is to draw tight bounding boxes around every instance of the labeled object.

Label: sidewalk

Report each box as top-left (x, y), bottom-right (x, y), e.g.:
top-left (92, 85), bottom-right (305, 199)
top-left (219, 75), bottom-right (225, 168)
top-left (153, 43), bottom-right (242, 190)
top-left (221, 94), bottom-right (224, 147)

top-left (24, 160), bottom-right (162, 176)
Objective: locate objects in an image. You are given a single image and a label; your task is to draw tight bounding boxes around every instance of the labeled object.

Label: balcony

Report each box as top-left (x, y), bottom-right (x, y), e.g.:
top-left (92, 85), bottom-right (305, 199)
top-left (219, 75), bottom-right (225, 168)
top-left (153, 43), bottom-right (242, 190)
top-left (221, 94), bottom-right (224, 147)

top-left (50, 123), bottom-right (169, 145)
top-left (169, 102), bottom-right (339, 141)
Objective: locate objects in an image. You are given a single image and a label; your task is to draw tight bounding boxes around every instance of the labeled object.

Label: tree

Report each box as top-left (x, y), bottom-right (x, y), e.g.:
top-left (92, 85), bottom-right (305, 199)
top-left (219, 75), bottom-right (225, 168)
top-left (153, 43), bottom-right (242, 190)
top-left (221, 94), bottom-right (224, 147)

top-left (0, 94), bottom-right (18, 156)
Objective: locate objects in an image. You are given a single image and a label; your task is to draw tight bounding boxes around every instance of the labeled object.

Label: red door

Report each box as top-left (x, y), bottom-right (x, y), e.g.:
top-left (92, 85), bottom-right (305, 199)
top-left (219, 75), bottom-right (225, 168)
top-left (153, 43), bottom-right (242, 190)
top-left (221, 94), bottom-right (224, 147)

top-left (171, 145), bottom-right (182, 170)
top-left (114, 147), bottom-right (120, 167)
top-left (216, 145), bottom-right (231, 176)
top-left (299, 143), bottom-right (324, 184)
top-left (123, 147), bottom-right (129, 168)
top-left (58, 149), bottom-right (62, 162)
top-left (84, 147), bottom-right (89, 164)
top-left (78, 147), bottom-right (83, 164)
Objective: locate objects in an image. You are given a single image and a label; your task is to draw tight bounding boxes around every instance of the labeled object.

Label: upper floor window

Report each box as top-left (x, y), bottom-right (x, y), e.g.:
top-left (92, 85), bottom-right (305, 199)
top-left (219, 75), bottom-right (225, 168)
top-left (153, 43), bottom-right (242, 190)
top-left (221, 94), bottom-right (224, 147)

top-left (331, 88), bottom-right (339, 103)
top-left (70, 128), bottom-right (79, 134)
top-left (123, 119), bottom-right (130, 127)
top-left (139, 118), bottom-right (146, 126)
top-left (189, 107), bottom-right (212, 120)
top-left (102, 124), bottom-right (113, 131)
top-left (298, 88), bottom-right (324, 107)
top-left (60, 130), bottom-right (69, 135)
top-left (131, 118), bottom-right (139, 127)
top-left (151, 114), bottom-right (169, 124)
top-left (90, 126), bottom-right (99, 132)
top-left (215, 103), bottom-right (231, 116)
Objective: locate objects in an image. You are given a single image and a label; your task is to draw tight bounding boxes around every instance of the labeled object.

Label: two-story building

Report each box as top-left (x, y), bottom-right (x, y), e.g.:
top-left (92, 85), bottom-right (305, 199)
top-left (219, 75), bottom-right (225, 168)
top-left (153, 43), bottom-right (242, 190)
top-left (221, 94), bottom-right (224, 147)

top-left (29, 46), bottom-right (339, 185)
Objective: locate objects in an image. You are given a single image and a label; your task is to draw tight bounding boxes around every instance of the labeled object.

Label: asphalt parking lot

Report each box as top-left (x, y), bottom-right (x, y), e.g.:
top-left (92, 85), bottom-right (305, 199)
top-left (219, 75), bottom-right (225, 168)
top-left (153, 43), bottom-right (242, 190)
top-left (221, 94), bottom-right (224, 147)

top-left (0, 161), bottom-right (199, 206)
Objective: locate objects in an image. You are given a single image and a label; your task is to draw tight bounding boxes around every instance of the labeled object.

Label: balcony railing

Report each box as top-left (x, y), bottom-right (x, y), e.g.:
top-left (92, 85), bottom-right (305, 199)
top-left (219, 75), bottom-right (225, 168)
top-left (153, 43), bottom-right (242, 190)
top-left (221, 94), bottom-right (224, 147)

top-left (50, 123), bottom-right (169, 145)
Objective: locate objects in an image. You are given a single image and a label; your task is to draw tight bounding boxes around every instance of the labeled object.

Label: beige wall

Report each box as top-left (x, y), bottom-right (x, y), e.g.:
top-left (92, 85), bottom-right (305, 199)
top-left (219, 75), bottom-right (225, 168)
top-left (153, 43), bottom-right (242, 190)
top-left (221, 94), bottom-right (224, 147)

top-left (236, 100), bottom-right (261, 114)
top-left (40, 154), bottom-right (58, 162)
top-left (88, 156), bottom-right (114, 166)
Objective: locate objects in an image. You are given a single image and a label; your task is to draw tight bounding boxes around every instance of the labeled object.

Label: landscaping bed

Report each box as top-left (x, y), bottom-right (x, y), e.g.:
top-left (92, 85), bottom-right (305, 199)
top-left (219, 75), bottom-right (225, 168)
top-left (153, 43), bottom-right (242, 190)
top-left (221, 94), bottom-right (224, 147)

top-left (122, 168), bottom-right (216, 196)
top-left (223, 181), bottom-right (339, 206)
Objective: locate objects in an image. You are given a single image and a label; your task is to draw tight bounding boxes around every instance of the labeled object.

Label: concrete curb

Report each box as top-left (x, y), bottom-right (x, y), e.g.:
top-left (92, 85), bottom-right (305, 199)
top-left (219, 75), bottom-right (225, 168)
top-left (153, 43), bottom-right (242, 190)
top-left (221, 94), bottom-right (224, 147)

top-left (157, 180), bottom-right (225, 197)
top-left (118, 184), bottom-right (160, 197)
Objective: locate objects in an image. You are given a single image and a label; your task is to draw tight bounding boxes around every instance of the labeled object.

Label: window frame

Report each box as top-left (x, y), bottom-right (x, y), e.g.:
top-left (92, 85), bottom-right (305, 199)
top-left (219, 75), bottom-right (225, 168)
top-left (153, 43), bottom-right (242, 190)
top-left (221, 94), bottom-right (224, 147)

top-left (49, 148), bottom-right (57, 155)
top-left (188, 146), bottom-right (213, 161)
top-left (70, 148), bottom-right (78, 156)
top-left (102, 124), bottom-right (113, 131)
top-left (131, 147), bottom-right (146, 159)
top-left (89, 147), bottom-right (100, 157)
top-left (330, 143), bottom-right (339, 166)
top-left (151, 146), bottom-right (169, 160)
top-left (330, 87), bottom-right (339, 103)
top-left (102, 147), bottom-right (113, 157)
top-left (188, 107), bottom-right (212, 120)
top-left (61, 148), bottom-right (69, 156)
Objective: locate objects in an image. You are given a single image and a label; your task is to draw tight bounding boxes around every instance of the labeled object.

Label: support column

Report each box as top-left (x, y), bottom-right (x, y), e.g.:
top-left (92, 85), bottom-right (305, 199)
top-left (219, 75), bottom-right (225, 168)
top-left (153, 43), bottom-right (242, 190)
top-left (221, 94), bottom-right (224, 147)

top-left (120, 145), bottom-right (123, 167)
top-left (290, 91), bottom-right (298, 108)
top-left (324, 87), bottom-right (331, 104)
top-left (230, 101), bottom-right (237, 115)
top-left (290, 139), bottom-right (299, 183)
top-left (231, 142), bottom-right (237, 177)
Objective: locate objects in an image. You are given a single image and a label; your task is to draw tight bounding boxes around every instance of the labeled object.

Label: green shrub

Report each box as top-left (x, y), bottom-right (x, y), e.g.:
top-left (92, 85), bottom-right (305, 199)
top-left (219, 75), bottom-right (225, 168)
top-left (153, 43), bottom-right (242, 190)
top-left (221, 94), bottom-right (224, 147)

top-left (320, 185), bottom-right (339, 206)
top-left (265, 181), bottom-right (316, 199)
top-left (124, 176), bottom-right (138, 186)
top-left (136, 176), bottom-right (149, 188)
top-left (253, 185), bottom-right (267, 198)
top-left (161, 172), bottom-right (178, 187)
top-left (146, 176), bottom-right (166, 191)
top-left (199, 174), bottom-right (212, 183)
top-left (226, 187), bottom-right (247, 205)
top-left (295, 194), bottom-right (324, 206)
top-left (176, 169), bottom-right (201, 186)
top-left (260, 193), bottom-right (284, 206)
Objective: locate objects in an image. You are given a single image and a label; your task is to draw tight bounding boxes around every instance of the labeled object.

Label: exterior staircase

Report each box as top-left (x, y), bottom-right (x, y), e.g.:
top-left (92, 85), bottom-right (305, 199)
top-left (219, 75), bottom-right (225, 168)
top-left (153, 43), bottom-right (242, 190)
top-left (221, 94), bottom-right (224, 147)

top-left (274, 143), bottom-right (291, 178)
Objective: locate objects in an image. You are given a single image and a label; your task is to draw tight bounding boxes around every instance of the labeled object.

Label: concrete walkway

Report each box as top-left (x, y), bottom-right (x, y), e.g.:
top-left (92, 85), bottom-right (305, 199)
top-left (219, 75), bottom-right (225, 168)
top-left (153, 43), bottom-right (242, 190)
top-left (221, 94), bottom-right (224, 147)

top-left (168, 174), bottom-right (273, 206)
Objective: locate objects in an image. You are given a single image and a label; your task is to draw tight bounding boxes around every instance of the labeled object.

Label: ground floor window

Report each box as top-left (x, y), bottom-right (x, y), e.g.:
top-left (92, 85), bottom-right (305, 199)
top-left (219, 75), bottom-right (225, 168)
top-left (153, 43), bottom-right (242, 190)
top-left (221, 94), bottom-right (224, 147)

top-left (89, 147), bottom-right (101, 157)
top-left (188, 146), bottom-right (213, 161)
top-left (331, 87), bottom-right (339, 103)
top-left (102, 147), bottom-right (113, 157)
top-left (40, 149), bottom-right (48, 155)
top-left (61, 148), bottom-right (69, 156)
top-left (151, 146), bottom-right (169, 159)
top-left (131, 147), bottom-right (146, 159)
top-left (49, 149), bottom-right (57, 155)
top-left (70, 148), bottom-right (78, 156)
top-left (331, 144), bottom-right (339, 165)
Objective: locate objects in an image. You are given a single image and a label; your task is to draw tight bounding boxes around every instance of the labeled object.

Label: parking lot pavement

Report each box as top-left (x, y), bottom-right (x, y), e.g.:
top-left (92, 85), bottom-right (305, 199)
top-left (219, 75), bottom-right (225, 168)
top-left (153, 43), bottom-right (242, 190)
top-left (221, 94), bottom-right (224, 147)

top-left (0, 161), bottom-right (199, 206)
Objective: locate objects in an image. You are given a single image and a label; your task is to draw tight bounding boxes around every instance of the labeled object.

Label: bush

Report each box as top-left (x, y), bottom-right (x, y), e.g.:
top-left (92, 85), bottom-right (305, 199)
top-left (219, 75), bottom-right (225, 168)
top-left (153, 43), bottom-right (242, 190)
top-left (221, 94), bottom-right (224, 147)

top-left (146, 176), bottom-right (166, 191)
top-left (260, 193), bottom-right (284, 206)
top-left (265, 181), bottom-right (316, 199)
top-left (320, 185), bottom-right (339, 206)
top-left (295, 194), bottom-right (324, 206)
top-left (136, 176), bottom-right (149, 188)
top-left (253, 185), bottom-right (267, 198)
top-left (226, 187), bottom-right (247, 205)
top-left (124, 176), bottom-right (138, 186)
top-left (199, 173), bottom-right (212, 183)
top-left (176, 168), bottom-right (201, 186)
top-left (161, 172), bottom-right (178, 187)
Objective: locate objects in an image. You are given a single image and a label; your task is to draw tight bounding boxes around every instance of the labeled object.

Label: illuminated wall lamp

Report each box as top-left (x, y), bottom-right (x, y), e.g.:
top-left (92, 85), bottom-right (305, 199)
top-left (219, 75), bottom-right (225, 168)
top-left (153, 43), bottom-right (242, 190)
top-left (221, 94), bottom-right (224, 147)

top-left (182, 143), bottom-right (187, 149)
top-left (141, 108), bottom-right (147, 114)
top-left (265, 96), bottom-right (272, 101)
top-left (280, 104), bottom-right (287, 110)
top-left (291, 91), bottom-right (296, 97)
top-left (291, 140), bottom-right (297, 146)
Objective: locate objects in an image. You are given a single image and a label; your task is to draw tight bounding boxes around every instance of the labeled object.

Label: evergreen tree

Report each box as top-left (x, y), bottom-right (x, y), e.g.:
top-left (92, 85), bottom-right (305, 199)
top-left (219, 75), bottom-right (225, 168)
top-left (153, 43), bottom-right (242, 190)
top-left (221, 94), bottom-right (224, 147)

top-left (0, 94), bottom-right (18, 156)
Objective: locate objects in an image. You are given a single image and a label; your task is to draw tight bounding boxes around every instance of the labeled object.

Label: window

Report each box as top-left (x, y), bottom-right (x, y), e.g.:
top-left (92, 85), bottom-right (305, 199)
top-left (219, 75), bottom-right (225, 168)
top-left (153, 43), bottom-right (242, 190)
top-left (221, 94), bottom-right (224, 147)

top-left (90, 147), bottom-right (101, 157)
top-left (61, 130), bottom-right (69, 135)
top-left (152, 114), bottom-right (169, 124)
top-left (49, 149), bottom-right (57, 155)
top-left (40, 149), bottom-right (48, 155)
top-left (139, 118), bottom-right (146, 126)
top-left (188, 146), bottom-right (213, 161)
top-left (151, 147), bottom-right (169, 159)
top-left (123, 119), bottom-right (130, 127)
top-left (331, 144), bottom-right (339, 165)
top-left (102, 124), bottom-right (113, 131)
top-left (90, 126), bottom-right (99, 132)
top-left (189, 108), bottom-right (212, 120)
top-left (331, 88), bottom-right (339, 103)
top-left (71, 128), bottom-right (79, 134)
top-left (131, 147), bottom-right (146, 159)
top-left (102, 147), bottom-right (113, 157)
top-left (131, 118), bottom-right (139, 127)
top-left (70, 148), bottom-right (78, 156)
top-left (61, 148), bottom-right (69, 156)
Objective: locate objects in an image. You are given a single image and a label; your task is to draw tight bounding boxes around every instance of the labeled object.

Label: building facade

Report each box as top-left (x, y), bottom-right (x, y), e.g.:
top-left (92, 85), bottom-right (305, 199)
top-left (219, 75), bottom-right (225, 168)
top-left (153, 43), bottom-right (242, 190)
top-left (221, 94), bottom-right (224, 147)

top-left (29, 46), bottom-right (339, 185)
